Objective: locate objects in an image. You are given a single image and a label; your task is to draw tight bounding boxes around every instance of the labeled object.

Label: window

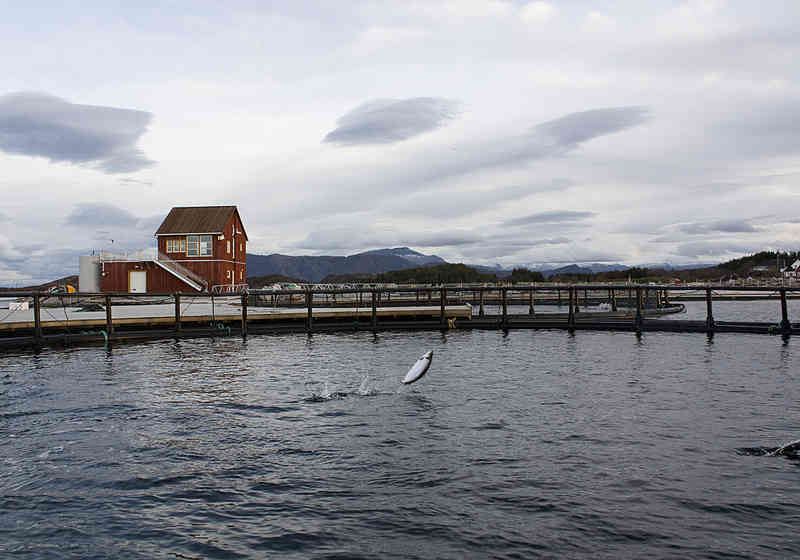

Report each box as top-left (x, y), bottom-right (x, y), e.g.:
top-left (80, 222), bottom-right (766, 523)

top-left (226, 240), bottom-right (231, 254)
top-left (239, 270), bottom-right (243, 281)
top-left (226, 269), bottom-right (231, 279)
top-left (187, 235), bottom-right (213, 256)
top-left (239, 243), bottom-right (243, 252)
top-left (166, 238), bottom-right (185, 253)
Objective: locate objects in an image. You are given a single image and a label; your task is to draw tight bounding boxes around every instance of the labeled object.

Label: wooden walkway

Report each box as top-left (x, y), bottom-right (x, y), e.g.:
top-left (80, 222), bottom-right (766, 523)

top-left (1, 283), bottom-right (797, 351)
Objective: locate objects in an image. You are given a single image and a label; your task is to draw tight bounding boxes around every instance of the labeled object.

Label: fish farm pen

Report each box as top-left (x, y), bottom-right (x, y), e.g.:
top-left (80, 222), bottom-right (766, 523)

top-left (0, 284), bottom-right (798, 351)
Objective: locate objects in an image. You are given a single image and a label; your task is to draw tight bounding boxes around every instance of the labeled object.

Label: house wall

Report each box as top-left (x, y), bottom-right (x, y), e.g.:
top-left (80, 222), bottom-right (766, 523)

top-left (156, 210), bottom-right (247, 289)
top-left (100, 261), bottom-right (199, 292)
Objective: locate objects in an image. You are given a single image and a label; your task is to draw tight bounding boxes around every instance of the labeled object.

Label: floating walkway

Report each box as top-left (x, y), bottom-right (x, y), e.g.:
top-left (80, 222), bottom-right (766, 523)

top-left (0, 283), bottom-right (796, 351)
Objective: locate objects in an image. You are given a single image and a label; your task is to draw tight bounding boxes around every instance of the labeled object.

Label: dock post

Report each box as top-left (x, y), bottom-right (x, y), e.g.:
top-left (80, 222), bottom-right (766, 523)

top-left (611, 289), bottom-right (617, 312)
top-left (105, 295), bottom-right (114, 337)
top-left (705, 287), bottom-right (715, 333)
top-left (584, 288), bottom-right (588, 309)
top-left (174, 294), bottom-right (181, 334)
top-left (557, 288), bottom-right (561, 306)
top-left (501, 287), bottom-right (508, 328)
top-left (568, 287), bottom-right (575, 330)
top-left (33, 294), bottom-right (42, 346)
top-left (529, 286), bottom-right (535, 315)
top-left (635, 287), bottom-right (643, 333)
top-left (575, 286), bottom-right (580, 313)
top-left (371, 290), bottom-right (377, 329)
top-left (479, 288), bottom-right (485, 317)
top-left (780, 289), bottom-right (791, 333)
top-left (440, 287), bottom-right (447, 328)
top-left (241, 293), bottom-right (248, 337)
top-left (306, 289), bottom-right (313, 333)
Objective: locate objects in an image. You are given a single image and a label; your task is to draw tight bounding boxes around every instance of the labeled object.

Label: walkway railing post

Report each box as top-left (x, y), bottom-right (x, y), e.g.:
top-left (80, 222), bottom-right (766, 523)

top-left (574, 286), bottom-right (580, 313)
top-left (557, 288), bottom-right (562, 306)
top-left (174, 294), bottom-right (181, 334)
top-left (371, 290), bottom-right (377, 329)
top-left (440, 286), bottom-right (447, 328)
top-left (705, 287), bottom-right (715, 334)
top-left (241, 293), bottom-right (248, 337)
top-left (306, 289), bottom-right (313, 333)
top-left (479, 288), bottom-right (485, 317)
top-left (529, 285), bottom-right (535, 315)
top-left (635, 286), bottom-right (643, 333)
top-left (105, 295), bottom-right (114, 337)
top-left (780, 289), bottom-right (791, 333)
top-left (611, 289), bottom-right (617, 312)
top-left (33, 294), bottom-right (42, 346)
top-left (568, 287), bottom-right (575, 330)
top-left (501, 287), bottom-right (508, 328)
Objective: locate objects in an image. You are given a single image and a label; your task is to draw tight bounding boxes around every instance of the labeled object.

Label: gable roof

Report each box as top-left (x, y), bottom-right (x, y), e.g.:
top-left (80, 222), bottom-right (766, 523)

top-left (155, 206), bottom-right (248, 239)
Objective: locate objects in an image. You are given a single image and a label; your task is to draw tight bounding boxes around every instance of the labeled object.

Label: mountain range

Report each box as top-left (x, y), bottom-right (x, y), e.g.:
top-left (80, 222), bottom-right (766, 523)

top-left (245, 247), bottom-right (645, 283)
top-left (246, 248), bottom-right (447, 283)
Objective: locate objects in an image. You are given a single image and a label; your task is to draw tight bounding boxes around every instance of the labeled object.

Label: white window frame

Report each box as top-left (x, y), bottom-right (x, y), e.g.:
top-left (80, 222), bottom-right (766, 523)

top-left (187, 235), bottom-right (213, 257)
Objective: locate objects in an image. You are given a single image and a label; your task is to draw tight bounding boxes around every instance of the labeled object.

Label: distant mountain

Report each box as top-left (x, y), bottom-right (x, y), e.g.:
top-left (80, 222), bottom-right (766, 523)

top-left (641, 262), bottom-right (719, 271)
top-left (246, 248), bottom-right (446, 284)
top-left (539, 264), bottom-right (594, 277)
top-left (360, 247), bottom-right (447, 266)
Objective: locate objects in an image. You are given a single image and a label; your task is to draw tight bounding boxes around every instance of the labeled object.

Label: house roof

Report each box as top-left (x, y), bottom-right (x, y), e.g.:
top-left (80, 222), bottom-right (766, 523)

top-left (155, 206), bottom-right (248, 240)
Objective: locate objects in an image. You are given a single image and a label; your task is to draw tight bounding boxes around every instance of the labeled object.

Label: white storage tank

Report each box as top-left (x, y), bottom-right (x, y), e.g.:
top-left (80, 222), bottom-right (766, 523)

top-left (79, 255), bottom-right (101, 292)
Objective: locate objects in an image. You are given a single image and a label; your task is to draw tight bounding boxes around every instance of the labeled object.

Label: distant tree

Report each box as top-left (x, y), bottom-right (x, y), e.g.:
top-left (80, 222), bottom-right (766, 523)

top-left (509, 268), bottom-right (545, 283)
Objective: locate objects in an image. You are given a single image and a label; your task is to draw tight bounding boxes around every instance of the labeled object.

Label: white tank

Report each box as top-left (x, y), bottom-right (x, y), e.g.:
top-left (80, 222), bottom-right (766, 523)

top-left (79, 255), bottom-right (101, 292)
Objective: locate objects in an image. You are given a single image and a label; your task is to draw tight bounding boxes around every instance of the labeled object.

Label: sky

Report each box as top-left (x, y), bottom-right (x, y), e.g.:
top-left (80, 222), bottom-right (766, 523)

top-left (1, 0), bottom-right (800, 284)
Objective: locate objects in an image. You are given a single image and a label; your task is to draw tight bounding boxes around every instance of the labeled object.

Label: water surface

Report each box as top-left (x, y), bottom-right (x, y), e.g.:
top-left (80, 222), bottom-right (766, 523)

top-left (2, 328), bottom-right (798, 558)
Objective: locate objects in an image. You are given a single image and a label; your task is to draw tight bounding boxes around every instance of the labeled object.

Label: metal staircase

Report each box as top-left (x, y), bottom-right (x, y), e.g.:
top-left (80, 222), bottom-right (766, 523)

top-left (155, 252), bottom-right (208, 291)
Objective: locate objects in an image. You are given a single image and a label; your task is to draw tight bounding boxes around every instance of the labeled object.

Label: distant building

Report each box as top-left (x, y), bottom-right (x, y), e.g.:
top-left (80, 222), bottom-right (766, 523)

top-left (782, 259), bottom-right (800, 280)
top-left (98, 206), bottom-right (248, 293)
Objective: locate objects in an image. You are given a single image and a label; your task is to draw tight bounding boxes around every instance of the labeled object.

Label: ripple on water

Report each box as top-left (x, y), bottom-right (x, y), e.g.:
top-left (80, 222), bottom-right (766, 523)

top-left (1, 328), bottom-right (800, 558)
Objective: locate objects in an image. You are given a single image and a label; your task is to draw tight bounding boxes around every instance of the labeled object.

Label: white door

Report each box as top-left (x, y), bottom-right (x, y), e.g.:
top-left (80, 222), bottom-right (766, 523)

top-left (129, 270), bottom-right (147, 293)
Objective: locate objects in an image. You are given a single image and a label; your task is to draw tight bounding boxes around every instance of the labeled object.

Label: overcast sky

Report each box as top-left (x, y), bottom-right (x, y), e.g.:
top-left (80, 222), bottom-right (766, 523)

top-left (2, 0), bottom-right (800, 283)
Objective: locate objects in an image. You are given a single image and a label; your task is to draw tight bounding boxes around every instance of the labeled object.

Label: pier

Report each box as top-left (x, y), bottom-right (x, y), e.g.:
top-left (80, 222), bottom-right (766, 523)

top-left (0, 284), bottom-right (797, 351)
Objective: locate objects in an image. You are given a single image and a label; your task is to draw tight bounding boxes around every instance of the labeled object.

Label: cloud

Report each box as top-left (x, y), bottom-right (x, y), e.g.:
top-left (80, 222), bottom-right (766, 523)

top-left (678, 219), bottom-right (761, 234)
top-left (118, 177), bottom-right (154, 188)
top-left (520, 2), bottom-right (555, 25)
top-left (532, 106), bottom-right (649, 148)
top-left (674, 241), bottom-right (759, 259)
top-left (0, 92), bottom-right (154, 174)
top-left (294, 226), bottom-right (482, 252)
top-left (383, 179), bottom-right (573, 218)
top-left (66, 202), bottom-right (139, 227)
top-left (0, 233), bottom-right (23, 260)
top-left (323, 97), bottom-right (459, 145)
top-left (503, 210), bottom-right (596, 227)
top-left (279, 106), bottom-right (650, 223)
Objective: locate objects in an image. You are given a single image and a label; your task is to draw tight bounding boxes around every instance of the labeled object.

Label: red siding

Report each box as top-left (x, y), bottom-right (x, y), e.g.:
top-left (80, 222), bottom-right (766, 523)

top-left (100, 261), bottom-right (200, 293)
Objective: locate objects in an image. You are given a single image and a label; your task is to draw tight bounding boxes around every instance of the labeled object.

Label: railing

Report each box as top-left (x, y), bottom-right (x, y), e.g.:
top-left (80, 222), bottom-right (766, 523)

top-left (98, 248), bottom-right (156, 262)
top-left (211, 284), bottom-right (249, 294)
top-left (2, 283), bottom-right (799, 353)
top-left (155, 252), bottom-right (209, 291)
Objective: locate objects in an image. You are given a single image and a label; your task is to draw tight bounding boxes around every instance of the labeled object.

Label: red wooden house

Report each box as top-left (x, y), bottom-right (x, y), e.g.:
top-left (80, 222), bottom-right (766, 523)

top-left (100, 206), bottom-right (248, 293)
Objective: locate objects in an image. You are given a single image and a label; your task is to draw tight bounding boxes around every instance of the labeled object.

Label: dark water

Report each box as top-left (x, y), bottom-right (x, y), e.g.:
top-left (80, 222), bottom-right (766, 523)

top-left (2, 327), bottom-right (799, 559)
